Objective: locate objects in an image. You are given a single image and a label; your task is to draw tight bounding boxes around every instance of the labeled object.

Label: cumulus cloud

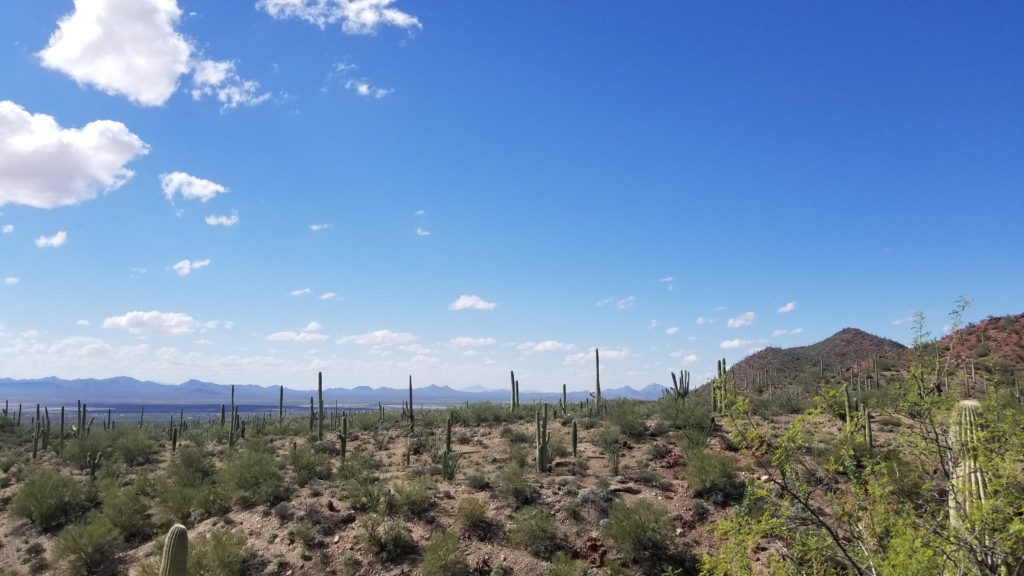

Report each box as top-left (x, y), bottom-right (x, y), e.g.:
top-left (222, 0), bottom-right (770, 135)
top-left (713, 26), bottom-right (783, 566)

top-left (190, 59), bottom-right (269, 109)
top-left (290, 288), bottom-right (311, 296)
top-left (447, 337), bottom-right (495, 348)
top-left (669, 350), bottom-right (699, 364)
top-left (38, 0), bottom-right (192, 106)
top-left (103, 310), bottom-right (196, 336)
top-left (205, 210), bottom-right (239, 227)
top-left (771, 328), bottom-right (804, 337)
top-left (338, 329), bottom-right (417, 346)
top-left (310, 223), bottom-right (332, 231)
top-left (778, 301), bottom-right (797, 314)
top-left (720, 338), bottom-right (752, 349)
top-left (521, 340), bottom-right (576, 352)
top-left (35, 230), bottom-right (67, 248)
top-left (320, 292), bottom-right (339, 300)
top-left (257, 0), bottom-right (422, 35)
top-left (415, 227), bottom-right (430, 236)
top-left (564, 347), bottom-right (630, 365)
top-left (0, 101), bottom-right (149, 209)
top-left (414, 209), bottom-right (426, 216)
top-left (727, 311), bottom-right (756, 328)
top-left (161, 172), bottom-right (226, 203)
top-left (4, 277), bottom-right (19, 286)
top-left (266, 320), bottom-right (329, 343)
top-left (171, 258), bottom-right (210, 277)
top-left (345, 79), bottom-right (393, 99)
top-left (665, 326), bottom-right (679, 335)
top-left (448, 295), bottom-right (496, 311)
top-left (2, 225), bottom-right (13, 234)
top-left (76, 319), bottom-right (90, 326)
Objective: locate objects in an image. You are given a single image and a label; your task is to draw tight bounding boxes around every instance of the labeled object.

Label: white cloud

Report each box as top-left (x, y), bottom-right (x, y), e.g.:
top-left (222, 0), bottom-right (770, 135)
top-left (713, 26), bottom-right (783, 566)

top-left (669, 350), bottom-right (698, 364)
top-left (696, 316), bottom-right (713, 325)
top-left (778, 301), bottom-right (797, 314)
top-left (595, 298), bottom-right (613, 307)
top-left (320, 292), bottom-right (339, 300)
top-left (266, 320), bottom-right (328, 343)
top-left (448, 337), bottom-right (496, 348)
top-left (649, 319), bottom-right (658, 328)
top-left (257, 0), bottom-right (422, 35)
top-left (527, 340), bottom-right (576, 352)
top-left (345, 79), bottom-right (393, 99)
top-left (2, 225), bottom-right (13, 234)
top-left (448, 294), bottom-right (496, 311)
top-left (659, 276), bottom-right (674, 291)
top-left (38, 0), bottom-right (192, 106)
top-left (415, 227), bottom-right (431, 236)
top-left (727, 311), bottom-right (757, 328)
top-left (615, 296), bottom-right (636, 310)
top-left (0, 101), bottom-right (149, 209)
top-left (892, 316), bottom-right (912, 326)
top-left (190, 59), bottom-right (269, 109)
top-left (161, 172), bottom-right (226, 203)
top-left (720, 338), bottom-right (752, 349)
top-left (103, 310), bottom-right (196, 336)
top-left (205, 210), bottom-right (239, 227)
top-left (665, 326), bottom-right (679, 336)
top-left (76, 319), bottom-right (90, 326)
top-left (310, 223), bottom-right (332, 231)
top-left (414, 209), bottom-right (426, 216)
top-left (290, 288), bottom-right (311, 296)
top-left (564, 347), bottom-right (630, 365)
top-left (171, 258), bottom-right (210, 277)
top-left (35, 230), bottom-right (67, 248)
top-left (3, 277), bottom-right (19, 286)
top-left (338, 329), bottom-right (417, 346)
top-left (771, 328), bottom-right (804, 337)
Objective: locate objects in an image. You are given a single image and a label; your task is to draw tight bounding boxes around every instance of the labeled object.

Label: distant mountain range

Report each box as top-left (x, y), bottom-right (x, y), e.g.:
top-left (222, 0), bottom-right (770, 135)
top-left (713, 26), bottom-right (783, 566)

top-left (0, 376), bottom-right (669, 406)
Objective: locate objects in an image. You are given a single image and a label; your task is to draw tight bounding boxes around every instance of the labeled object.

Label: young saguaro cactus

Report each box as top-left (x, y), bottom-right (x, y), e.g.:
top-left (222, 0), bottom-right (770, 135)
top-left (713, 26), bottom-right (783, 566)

top-left (535, 404), bottom-right (550, 473)
top-left (571, 419), bottom-right (578, 458)
top-left (159, 524), bottom-right (189, 576)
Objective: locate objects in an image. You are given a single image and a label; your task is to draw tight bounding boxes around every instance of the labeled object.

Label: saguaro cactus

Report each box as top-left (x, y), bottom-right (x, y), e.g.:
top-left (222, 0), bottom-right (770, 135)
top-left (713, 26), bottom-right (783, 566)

top-left (535, 404), bottom-right (550, 473)
top-left (340, 412), bottom-right (348, 461)
top-left (594, 349), bottom-right (602, 408)
top-left (159, 524), bottom-right (189, 576)
top-left (947, 399), bottom-right (998, 572)
top-left (279, 385), bottom-right (284, 425)
top-left (571, 419), bottom-right (578, 458)
top-left (317, 372), bottom-right (325, 442)
top-left (408, 375), bottom-right (415, 432)
top-left (669, 370), bottom-right (690, 401)
top-left (862, 405), bottom-right (873, 452)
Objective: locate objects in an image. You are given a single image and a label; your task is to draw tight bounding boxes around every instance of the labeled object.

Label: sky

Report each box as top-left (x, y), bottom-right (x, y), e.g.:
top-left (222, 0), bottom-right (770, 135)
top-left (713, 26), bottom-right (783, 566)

top-left (0, 1), bottom-right (1021, 391)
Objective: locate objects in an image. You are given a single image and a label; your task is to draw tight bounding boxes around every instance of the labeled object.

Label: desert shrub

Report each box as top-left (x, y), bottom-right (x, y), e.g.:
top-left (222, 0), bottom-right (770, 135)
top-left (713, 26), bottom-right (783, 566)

top-left (548, 552), bottom-right (586, 576)
top-left (0, 453), bottom-right (17, 473)
top-left (167, 445), bottom-right (215, 488)
top-left (54, 513), bottom-right (124, 576)
top-left (497, 462), bottom-right (534, 506)
top-left (218, 443), bottom-right (286, 506)
top-left (100, 479), bottom-right (150, 539)
top-left (288, 522), bottom-right (319, 550)
top-left (577, 417), bottom-right (600, 430)
top-left (114, 427), bottom-right (157, 466)
top-left (650, 420), bottom-right (673, 437)
top-left (456, 497), bottom-right (492, 540)
top-left (684, 448), bottom-right (744, 505)
top-left (10, 467), bottom-right (90, 531)
top-left (344, 472), bottom-right (389, 514)
top-left (547, 433), bottom-right (570, 459)
top-left (607, 401), bottom-right (646, 440)
top-left (153, 481), bottom-right (200, 526)
top-left (647, 442), bottom-right (672, 460)
top-left (361, 515), bottom-right (417, 563)
top-left (392, 477), bottom-right (433, 516)
top-left (419, 531), bottom-right (469, 576)
top-left (592, 426), bottom-right (624, 475)
top-left (500, 425), bottom-right (532, 444)
top-left (190, 529), bottom-right (251, 576)
top-left (751, 389), bottom-right (812, 418)
top-left (463, 402), bottom-right (514, 426)
top-left (62, 430), bottom-right (114, 469)
top-left (464, 468), bottom-right (489, 490)
top-left (439, 450), bottom-right (461, 481)
top-left (507, 442), bottom-right (531, 468)
top-left (289, 444), bottom-right (332, 487)
top-left (602, 499), bottom-right (673, 564)
top-left (509, 506), bottom-right (560, 559)
top-left (336, 449), bottom-right (378, 482)
top-left (656, 396), bottom-right (713, 431)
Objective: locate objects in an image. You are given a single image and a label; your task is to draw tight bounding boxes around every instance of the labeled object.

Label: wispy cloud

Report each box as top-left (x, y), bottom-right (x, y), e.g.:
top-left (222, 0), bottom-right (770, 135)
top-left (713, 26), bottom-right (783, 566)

top-left (171, 258), bottom-right (210, 277)
top-left (696, 316), bottom-right (714, 325)
top-left (448, 337), bottom-right (496, 348)
top-left (190, 59), bottom-right (269, 110)
top-left (3, 277), bottom-right (19, 286)
top-left (771, 327), bottom-right (804, 337)
top-left (338, 329), bottom-right (417, 346)
top-left (310, 223), bottom-right (332, 232)
top-left (1, 224), bottom-right (12, 234)
top-left (778, 301), bottom-right (797, 314)
top-left (161, 172), bottom-right (226, 203)
top-left (659, 276), bottom-right (674, 291)
top-left (665, 326), bottom-right (679, 335)
top-left (449, 294), bottom-right (496, 311)
top-left (205, 210), bottom-right (239, 227)
top-left (266, 321), bottom-right (328, 343)
top-left (290, 288), bottom-right (311, 297)
top-left (720, 338), bottom-right (752, 349)
top-left (416, 227), bottom-right (431, 236)
top-left (103, 310), bottom-right (196, 336)
top-left (346, 79), bottom-right (394, 99)
top-left (320, 292), bottom-right (340, 301)
top-left (257, 0), bottom-right (422, 35)
top-left (519, 340), bottom-right (576, 352)
top-left (616, 296), bottom-right (636, 310)
top-left (669, 350), bottom-right (698, 364)
top-left (35, 230), bottom-right (67, 248)
top-left (727, 311), bottom-right (756, 328)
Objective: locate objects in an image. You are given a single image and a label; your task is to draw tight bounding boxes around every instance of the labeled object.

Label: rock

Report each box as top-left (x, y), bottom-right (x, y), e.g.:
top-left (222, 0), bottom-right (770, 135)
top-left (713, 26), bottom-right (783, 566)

top-left (610, 485), bottom-right (641, 495)
top-left (760, 475), bottom-right (770, 482)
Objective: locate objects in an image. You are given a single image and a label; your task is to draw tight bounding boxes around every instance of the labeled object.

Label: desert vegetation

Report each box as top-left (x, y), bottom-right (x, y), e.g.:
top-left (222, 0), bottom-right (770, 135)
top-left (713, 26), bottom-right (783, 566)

top-left (0, 310), bottom-right (1022, 575)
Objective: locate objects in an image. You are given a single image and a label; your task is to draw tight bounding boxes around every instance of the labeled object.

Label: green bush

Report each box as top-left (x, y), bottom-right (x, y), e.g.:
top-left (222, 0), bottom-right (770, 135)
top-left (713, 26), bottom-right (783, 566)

top-left (392, 477), bottom-right (433, 516)
top-left (361, 515), bottom-right (417, 563)
top-left (344, 473), bottom-right (389, 514)
top-left (54, 513), bottom-right (124, 576)
top-left (464, 468), bottom-right (489, 490)
top-left (456, 497), bottom-right (492, 540)
top-left (167, 445), bottom-right (215, 488)
top-left (114, 427), bottom-right (157, 466)
top-left (592, 426), bottom-right (624, 475)
top-left (602, 499), bottom-right (674, 563)
top-left (607, 401), bottom-right (647, 440)
top-left (289, 444), bottom-right (332, 487)
top-left (683, 448), bottom-right (744, 505)
top-left (190, 529), bottom-right (251, 576)
top-left (153, 481), bottom-right (200, 526)
top-left (548, 552), bottom-right (586, 576)
top-left (751, 389), bottom-right (812, 418)
top-left (419, 531), bottom-right (469, 576)
top-left (10, 467), bottom-right (90, 531)
top-left (218, 444), bottom-right (286, 506)
top-left (100, 479), bottom-right (150, 539)
top-left (509, 506), bottom-right (560, 559)
top-left (497, 462), bottom-right (534, 506)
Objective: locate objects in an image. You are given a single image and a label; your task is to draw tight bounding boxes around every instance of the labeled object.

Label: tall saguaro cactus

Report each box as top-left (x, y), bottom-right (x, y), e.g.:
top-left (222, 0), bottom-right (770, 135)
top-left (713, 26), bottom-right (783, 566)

top-left (669, 370), bottom-right (690, 401)
top-left (590, 349), bottom-right (602, 413)
top-left (159, 524), bottom-right (189, 576)
top-left (536, 403), bottom-right (550, 473)
top-left (408, 375), bottom-right (415, 432)
top-left (947, 399), bottom-right (997, 572)
top-left (317, 372), bottom-right (325, 442)
top-left (279, 385), bottom-right (284, 425)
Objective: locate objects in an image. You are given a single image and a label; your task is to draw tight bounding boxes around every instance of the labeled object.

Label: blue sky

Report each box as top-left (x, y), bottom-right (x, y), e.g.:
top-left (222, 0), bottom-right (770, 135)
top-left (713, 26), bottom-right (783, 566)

top-left (1, 1), bottom-right (1021, 391)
